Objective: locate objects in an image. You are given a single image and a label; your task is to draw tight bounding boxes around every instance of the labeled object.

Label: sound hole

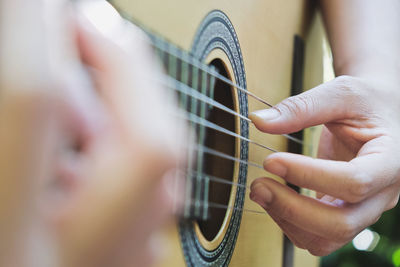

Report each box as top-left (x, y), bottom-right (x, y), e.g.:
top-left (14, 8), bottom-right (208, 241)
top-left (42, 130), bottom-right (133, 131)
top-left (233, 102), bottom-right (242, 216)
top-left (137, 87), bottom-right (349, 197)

top-left (198, 59), bottom-right (235, 241)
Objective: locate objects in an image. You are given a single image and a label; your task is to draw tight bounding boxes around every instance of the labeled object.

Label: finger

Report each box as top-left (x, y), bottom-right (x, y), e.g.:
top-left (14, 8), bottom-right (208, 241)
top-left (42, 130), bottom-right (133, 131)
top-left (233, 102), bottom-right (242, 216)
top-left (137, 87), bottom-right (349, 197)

top-left (114, 173), bottom-right (177, 264)
top-left (0, 0), bottom-right (51, 88)
top-left (74, 0), bottom-right (154, 86)
top-left (250, 177), bottom-right (380, 242)
top-left (264, 209), bottom-right (311, 249)
top-left (266, 210), bottom-right (342, 256)
top-left (55, 140), bottom-right (171, 266)
top-left (1, 0), bottom-right (77, 88)
top-left (0, 0), bottom-right (103, 144)
top-left (0, 88), bottom-right (61, 265)
top-left (250, 177), bottom-right (342, 240)
top-left (76, 171), bottom-right (174, 267)
top-left (264, 144), bottom-right (398, 203)
top-left (75, 1), bottom-right (188, 160)
top-left (317, 125), bottom-right (357, 161)
top-left (249, 76), bottom-right (364, 134)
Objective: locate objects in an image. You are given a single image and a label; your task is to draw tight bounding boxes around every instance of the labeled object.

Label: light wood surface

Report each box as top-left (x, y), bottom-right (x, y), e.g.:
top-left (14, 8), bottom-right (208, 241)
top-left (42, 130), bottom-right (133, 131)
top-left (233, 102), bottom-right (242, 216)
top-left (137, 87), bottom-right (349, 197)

top-left (112, 1), bottom-right (331, 266)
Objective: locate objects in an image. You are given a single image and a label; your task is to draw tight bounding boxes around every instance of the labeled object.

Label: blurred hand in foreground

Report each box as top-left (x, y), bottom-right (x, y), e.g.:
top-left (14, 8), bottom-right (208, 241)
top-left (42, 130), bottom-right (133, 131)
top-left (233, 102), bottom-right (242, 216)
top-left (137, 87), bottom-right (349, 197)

top-left (0, 0), bottom-right (186, 266)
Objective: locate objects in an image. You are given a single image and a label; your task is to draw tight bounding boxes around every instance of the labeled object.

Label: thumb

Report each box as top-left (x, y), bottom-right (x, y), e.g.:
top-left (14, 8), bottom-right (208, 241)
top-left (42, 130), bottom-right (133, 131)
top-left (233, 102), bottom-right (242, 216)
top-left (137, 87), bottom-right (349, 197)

top-left (249, 76), bottom-right (360, 134)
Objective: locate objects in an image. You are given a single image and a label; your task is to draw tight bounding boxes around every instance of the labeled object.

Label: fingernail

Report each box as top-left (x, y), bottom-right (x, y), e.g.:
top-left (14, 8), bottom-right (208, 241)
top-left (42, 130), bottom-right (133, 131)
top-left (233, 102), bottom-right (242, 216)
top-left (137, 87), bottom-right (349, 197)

top-left (264, 158), bottom-right (287, 177)
top-left (251, 184), bottom-right (273, 207)
top-left (249, 108), bottom-right (280, 121)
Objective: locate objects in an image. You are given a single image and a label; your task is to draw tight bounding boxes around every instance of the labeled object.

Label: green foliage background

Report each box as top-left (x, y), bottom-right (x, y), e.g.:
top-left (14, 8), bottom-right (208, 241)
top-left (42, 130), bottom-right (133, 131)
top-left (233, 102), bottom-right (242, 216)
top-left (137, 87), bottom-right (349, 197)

top-left (322, 205), bottom-right (400, 267)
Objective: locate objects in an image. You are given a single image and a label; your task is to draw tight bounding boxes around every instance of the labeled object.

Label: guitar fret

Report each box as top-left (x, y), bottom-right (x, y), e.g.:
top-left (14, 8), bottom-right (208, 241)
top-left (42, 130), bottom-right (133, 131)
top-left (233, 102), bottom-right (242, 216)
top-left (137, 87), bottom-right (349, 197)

top-left (183, 62), bottom-right (194, 219)
top-left (190, 64), bottom-right (201, 219)
top-left (199, 70), bottom-right (210, 221)
top-left (193, 68), bottom-right (206, 220)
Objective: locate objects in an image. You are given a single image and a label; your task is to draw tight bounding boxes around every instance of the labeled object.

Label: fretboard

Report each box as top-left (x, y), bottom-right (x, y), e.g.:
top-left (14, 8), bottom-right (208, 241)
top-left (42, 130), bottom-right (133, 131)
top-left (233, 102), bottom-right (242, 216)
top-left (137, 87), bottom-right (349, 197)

top-left (149, 28), bottom-right (218, 221)
top-left (115, 8), bottom-right (219, 221)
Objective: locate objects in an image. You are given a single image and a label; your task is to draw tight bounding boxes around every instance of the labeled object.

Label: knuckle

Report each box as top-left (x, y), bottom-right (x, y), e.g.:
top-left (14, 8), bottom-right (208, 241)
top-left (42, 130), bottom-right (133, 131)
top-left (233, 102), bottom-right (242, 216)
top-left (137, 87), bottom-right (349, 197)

top-left (333, 75), bottom-right (372, 115)
top-left (372, 214), bottom-right (382, 225)
top-left (306, 238), bottom-right (338, 256)
top-left (386, 195), bottom-right (399, 211)
top-left (280, 203), bottom-right (296, 221)
top-left (308, 246), bottom-right (331, 257)
top-left (298, 168), bottom-right (309, 187)
top-left (347, 173), bottom-right (373, 203)
top-left (332, 215), bottom-right (357, 242)
top-left (334, 75), bottom-right (358, 93)
top-left (286, 235), bottom-right (306, 249)
top-left (277, 94), bottom-right (311, 118)
top-left (303, 236), bottom-right (321, 251)
top-left (285, 165), bottom-right (307, 187)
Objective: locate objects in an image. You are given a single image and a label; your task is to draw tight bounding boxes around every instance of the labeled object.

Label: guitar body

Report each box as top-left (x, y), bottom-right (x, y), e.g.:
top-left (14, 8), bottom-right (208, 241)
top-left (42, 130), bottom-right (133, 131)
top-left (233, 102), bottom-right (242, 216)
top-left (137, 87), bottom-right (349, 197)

top-left (111, 0), bottom-right (330, 266)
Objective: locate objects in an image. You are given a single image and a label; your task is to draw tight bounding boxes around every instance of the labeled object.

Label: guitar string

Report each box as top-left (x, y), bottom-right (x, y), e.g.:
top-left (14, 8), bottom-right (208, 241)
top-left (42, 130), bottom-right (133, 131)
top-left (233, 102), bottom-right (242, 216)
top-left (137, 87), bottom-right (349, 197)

top-left (187, 170), bottom-right (250, 189)
top-left (88, 4), bottom-right (293, 218)
top-left (162, 75), bottom-right (306, 146)
top-left (115, 6), bottom-right (273, 109)
top-left (164, 75), bottom-right (251, 122)
top-left (162, 73), bottom-right (304, 215)
top-left (172, 171), bottom-right (266, 216)
top-left (151, 40), bottom-right (273, 107)
top-left (115, 5), bottom-right (273, 107)
top-left (178, 143), bottom-right (263, 214)
top-left (155, 44), bottom-right (304, 145)
top-left (155, 42), bottom-right (283, 218)
top-left (179, 144), bottom-right (263, 215)
top-left (153, 58), bottom-right (304, 216)
top-left (110, 4), bottom-right (305, 147)
top-left (175, 110), bottom-right (278, 153)
top-left (172, 175), bottom-right (264, 216)
top-left (188, 201), bottom-right (266, 215)
top-left (195, 144), bottom-right (265, 170)
top-left (207, 202), bottom-right (265, 215)
top-left (108, 9), bottom-right (299, 217)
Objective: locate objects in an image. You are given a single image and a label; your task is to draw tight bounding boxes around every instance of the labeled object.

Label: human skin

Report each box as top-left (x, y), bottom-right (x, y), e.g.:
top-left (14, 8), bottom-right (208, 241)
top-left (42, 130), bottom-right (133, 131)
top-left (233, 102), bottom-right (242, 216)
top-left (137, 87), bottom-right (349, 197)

top-left (249, 0), bottom-right (400, 256)
top-left (55, 4), bottom-right (187, 266)
top-left (0, 0), bottom-right (186, 266)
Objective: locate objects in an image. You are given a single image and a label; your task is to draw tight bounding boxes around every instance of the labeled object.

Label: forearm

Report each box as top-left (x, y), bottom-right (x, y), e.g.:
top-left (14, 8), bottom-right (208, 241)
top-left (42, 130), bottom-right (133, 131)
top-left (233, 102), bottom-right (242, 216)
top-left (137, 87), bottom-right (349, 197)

top-left (320, 0), bottom-right (400, 78)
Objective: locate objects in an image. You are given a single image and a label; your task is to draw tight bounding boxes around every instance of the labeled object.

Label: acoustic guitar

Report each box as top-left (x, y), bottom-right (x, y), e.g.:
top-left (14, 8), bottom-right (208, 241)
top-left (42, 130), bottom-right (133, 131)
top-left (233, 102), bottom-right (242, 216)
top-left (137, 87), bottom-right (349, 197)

top-left (108, 0), bottom-right (333, 266)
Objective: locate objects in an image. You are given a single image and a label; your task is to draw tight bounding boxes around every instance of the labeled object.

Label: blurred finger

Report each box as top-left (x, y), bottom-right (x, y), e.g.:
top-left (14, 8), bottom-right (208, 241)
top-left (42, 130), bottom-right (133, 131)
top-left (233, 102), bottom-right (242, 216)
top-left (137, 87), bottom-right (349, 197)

top-left (75, 1), bottom-right (187, 161)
